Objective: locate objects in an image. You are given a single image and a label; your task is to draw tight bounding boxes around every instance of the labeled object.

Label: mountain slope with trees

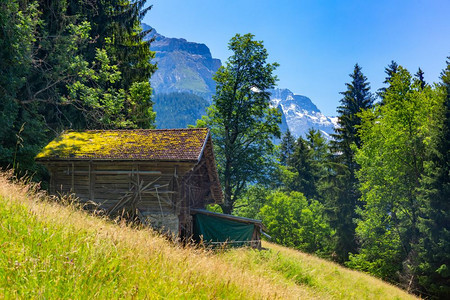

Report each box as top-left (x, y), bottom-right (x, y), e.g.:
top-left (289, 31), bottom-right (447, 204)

top-left (232, 60), bottom-right (450, 298)
top-left (153, 92), bottom-right (209, 128)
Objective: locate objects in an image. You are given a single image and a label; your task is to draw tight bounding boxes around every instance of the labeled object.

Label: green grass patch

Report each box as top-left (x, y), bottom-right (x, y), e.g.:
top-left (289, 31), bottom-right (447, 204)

top-left (222, 243), bottom-right (418, 299)
top-left (0, 194), bottom-right (261, 299)
top-left (223, 249), bottom-right (316, 286)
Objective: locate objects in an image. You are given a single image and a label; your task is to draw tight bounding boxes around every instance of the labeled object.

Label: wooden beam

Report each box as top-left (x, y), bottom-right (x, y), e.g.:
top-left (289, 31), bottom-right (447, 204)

top-left (71, 162), bottom-right (74, 192)
top-left (64, 170), bottom-right (162, 175)
top-left (88, 162), bottom-right (92, 200)
top-left (191, 159), bottom-right (206, 174)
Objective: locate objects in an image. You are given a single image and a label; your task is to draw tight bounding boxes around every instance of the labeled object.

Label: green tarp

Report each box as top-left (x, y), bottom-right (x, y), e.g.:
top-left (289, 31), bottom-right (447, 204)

top-left (193, 213), bottom-right (255, 247)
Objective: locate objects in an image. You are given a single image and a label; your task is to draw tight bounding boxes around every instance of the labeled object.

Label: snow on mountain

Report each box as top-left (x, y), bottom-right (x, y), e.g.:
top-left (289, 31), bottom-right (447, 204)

top-left (270, 88), bottom-right (336, 139)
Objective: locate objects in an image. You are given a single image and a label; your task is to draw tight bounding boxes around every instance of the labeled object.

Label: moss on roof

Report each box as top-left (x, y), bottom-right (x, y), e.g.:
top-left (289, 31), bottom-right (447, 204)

top-left (36, 129), bottom-right (209, 161)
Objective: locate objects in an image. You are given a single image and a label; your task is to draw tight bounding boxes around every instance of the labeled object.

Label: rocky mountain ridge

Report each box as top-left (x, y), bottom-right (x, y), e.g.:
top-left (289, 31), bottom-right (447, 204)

top-left (143, 24), bottom-right (220, 99)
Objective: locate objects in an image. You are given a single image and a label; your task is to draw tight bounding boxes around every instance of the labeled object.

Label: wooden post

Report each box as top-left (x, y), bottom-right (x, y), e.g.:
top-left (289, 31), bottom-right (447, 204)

top-left (137, 164), bottom-right (142, 213)
top-left (50, 169), bottom-right (54, 194)
top-left (172, 166), bottom-right (178, 213)
top-left (71, 162), bottom-right (74, 192)
top-left (89, 161), bottom-right (94, 200)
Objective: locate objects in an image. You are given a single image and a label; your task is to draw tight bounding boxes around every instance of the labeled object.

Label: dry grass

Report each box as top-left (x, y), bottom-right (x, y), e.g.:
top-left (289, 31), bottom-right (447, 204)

top-left (0, 172), bottom-right (419, 299)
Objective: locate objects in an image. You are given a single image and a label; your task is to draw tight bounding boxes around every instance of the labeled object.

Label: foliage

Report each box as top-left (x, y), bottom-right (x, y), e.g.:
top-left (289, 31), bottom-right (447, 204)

top-left (0, 0), bottom-right (46, 176)
top-left (65, 45), bottom-right (156, 129)
top-left (0, 0), bottom-right (156, 177)
top-left (274, 129), bottom-right (330, 201)
top-left (331, 63), bottom-right (373, 165)
top-left (417, 58), bottom-right (450, 298)
top-left (378, 60), bottom-right (399, 101)
top-left (279, 130), bottom-right (296, 166)
top-left (327, 63), bottom-right (374, 262)
top-left (153, 92), bottom-right (209, 128)
top-left (232, 185), bottom-right (271, 220)
top-left (285, 138), bottom-right (316, 198)
top-left (414, 68), bottom-right (426, 90)
top-left (260, 191), bottom-right (333, 255)
top-left (346, 217), bottom-right (404, 282)
top-left (203, 33), bottom-right (281, 214)
top-left (351, 67), bottom-right (440, 292)
top-left (31, 0), bottom-right (156, 130)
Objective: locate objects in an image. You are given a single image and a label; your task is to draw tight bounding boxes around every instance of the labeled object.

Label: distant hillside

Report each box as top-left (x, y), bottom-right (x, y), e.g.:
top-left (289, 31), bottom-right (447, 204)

top-left (270, 88), bottom-right (337, 139)
top-left (153, 92), bottom-right (208, 128)
top-left (143, 24), bottom-right (221, 100)
top-left (0, 172), bottom-right (417, 299)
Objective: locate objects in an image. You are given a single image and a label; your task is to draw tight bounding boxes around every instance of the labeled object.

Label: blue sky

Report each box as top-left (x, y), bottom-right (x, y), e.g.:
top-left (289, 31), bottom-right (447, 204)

top-left (143, 0), bottom-right (450, 115)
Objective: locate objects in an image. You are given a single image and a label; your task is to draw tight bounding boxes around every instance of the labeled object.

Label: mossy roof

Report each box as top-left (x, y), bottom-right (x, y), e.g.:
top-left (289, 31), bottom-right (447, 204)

top-left (36, 128), bottom-right (210, 161)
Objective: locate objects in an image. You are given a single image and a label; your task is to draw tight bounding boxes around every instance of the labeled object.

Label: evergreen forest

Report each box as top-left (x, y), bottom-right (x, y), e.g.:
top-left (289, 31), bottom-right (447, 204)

top-left (0, 1), bottom-right (449, 298)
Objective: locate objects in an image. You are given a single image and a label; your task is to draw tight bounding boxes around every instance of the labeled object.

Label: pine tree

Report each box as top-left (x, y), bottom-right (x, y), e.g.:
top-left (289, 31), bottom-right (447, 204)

top-left (289, 137), bottom-right (316, 199)
top-left (280, 130), bottom-right (296, 166)
top-left (67, 0), bottom-right (157, 128)
top-left (77, 0), bottom-right (156, 90)
top-left (415, 68), bottom-right (426, 90)
top-left (384, 60), bottom-right (399, 83)
top-left (306, 128), bottom-right (329, 168)
top-left (305, 129), bottom-right (330, 202)
top-left (418, 58), bottom-right (450, 298)
top-left (328, 63), bottom-right (374, 262)
top-left (378, 60), bottom-right (399, 101)
top-left (278, 130), bottom-right (329, 202)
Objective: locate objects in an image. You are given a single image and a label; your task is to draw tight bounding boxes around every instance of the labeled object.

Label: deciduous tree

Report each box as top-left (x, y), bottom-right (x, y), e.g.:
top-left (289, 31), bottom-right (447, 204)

top-left (260, 191), bottom-right (333, 254)
top-left (205, 33), bottom-right (281, 214)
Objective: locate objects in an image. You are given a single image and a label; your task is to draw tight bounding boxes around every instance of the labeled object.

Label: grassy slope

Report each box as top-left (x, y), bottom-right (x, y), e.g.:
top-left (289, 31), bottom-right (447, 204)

top-left (0, 174), bottom-right (417, 299)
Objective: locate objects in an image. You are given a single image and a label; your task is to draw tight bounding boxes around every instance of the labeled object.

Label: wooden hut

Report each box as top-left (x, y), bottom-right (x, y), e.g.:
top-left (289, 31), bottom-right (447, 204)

top-left (36, 128), bottom-right (223, 238)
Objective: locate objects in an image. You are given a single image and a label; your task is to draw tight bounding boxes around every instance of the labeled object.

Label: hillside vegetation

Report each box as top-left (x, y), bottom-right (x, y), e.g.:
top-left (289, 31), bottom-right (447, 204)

top-left (0, 172), bottom-right (417, 299)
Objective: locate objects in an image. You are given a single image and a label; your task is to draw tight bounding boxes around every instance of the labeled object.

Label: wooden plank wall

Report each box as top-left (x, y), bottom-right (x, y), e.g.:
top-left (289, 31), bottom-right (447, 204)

top-left (45, 161), bottom-right (194, 214)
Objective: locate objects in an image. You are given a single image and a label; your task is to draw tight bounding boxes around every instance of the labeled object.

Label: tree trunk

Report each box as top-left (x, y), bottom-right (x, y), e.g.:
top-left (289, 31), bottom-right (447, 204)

top-left (220, 158), bottom-right (233, 215)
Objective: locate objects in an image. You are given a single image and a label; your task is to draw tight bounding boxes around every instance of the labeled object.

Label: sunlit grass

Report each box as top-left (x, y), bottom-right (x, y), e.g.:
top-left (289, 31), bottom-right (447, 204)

top-left (0, 172), bottom-right (418, 299)
top-left (222, 243), bottom-right (418, 299)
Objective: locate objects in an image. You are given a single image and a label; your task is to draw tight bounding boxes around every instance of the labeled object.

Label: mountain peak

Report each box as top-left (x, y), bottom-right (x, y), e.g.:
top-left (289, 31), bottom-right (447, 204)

top-left (271, 89), bottom-right (320, 113)
top-left (270, 88), bottom-right (336, 139)
top-left (143, 23), bottom-right (221, 99)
